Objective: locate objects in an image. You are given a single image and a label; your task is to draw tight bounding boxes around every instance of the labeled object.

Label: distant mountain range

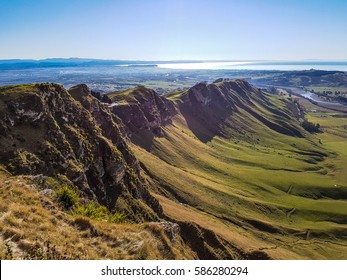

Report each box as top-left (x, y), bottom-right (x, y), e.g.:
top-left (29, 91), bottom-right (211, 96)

top-left (0, 58), bottom-right (217, 70)
top-left (0, 58), bottom-right (157, 70)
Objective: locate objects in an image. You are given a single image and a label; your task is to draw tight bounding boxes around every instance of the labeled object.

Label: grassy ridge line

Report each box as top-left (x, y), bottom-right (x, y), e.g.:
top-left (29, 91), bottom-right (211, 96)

top-left (132, 87), bottom-right (347, 259)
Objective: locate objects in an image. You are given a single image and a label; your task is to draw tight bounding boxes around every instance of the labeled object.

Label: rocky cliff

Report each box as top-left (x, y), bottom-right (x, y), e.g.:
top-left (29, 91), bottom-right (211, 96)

top-left (0, 83), bottom-right (161, 221)
top-left (104, 86), bottom-right (176, 137)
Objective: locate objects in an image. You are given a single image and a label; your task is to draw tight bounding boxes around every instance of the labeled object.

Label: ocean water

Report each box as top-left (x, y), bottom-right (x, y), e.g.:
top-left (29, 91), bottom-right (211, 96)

top-left (157, 61), bottom-right (347, 71)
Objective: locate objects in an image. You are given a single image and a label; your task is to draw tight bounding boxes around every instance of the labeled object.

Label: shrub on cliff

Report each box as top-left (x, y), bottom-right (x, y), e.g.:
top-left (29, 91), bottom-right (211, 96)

top-left (301, 119), bottom-right (321, 133)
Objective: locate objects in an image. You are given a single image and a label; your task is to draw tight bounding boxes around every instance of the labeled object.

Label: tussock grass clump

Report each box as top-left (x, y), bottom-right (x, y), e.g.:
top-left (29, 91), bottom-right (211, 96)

top-left (54, 186), bottom-right (78, 209)
top-left (74, 203), bottom-right (108, 219)
top-left (108, 212), bottom-right (127, 223)
top-left (74, 202), bottom-right (127, 224)
top-left (54, 184), bottom-right (126, 224)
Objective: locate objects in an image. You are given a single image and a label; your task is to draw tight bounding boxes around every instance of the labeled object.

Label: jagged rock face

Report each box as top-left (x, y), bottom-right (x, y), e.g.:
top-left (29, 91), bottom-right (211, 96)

top-left (107, 86), bottom-right (176, 136)
top-left (68, 84), bottom-right (138, 168)
top-left (0, 83), bottom-right (162, 221)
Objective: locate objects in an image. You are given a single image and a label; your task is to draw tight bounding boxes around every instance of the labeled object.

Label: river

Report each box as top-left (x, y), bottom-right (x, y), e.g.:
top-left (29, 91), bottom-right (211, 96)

top-left (254, 83), bottom-right (347, 108)
top-left (279, 86), bottom-right (347, 108)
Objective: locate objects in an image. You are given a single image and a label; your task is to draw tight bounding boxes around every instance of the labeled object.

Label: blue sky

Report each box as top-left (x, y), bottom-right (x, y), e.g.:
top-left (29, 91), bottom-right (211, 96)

top-left (0, 0), bottom-right (346, 60)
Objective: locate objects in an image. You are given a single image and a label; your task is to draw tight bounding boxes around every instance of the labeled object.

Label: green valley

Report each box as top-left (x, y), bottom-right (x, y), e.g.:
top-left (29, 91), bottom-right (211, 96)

top-left (112, 80), bottom-right (347, 259)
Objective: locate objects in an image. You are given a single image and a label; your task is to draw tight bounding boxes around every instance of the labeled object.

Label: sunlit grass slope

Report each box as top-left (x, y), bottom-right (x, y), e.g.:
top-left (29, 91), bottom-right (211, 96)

top-left (132, 84), bottom-right (347, 259)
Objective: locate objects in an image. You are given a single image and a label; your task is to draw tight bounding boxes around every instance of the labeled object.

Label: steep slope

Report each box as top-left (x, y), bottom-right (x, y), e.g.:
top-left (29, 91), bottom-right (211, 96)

top-left (105, 79), bottom-right (347, 259)
top-left (0, 83), bottom-right (160, 221)
top-left (178, 79), bottom-right (303, 142)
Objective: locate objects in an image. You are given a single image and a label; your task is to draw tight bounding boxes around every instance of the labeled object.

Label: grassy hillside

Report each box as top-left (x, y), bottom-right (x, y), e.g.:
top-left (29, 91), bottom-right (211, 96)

top-left (129, 81), bottom-right (347, 259)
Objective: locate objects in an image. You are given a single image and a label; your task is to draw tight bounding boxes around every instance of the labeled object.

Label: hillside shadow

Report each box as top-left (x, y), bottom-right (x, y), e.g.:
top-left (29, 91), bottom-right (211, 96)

top-left (130, 129), bottom-right (155, 151)
top-left (179, 103), bottom-right (230, 143)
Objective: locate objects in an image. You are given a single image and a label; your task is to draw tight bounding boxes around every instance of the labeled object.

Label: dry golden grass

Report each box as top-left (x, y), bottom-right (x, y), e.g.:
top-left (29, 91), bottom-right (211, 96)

top-left (0, 170), bottom-right (194, 260)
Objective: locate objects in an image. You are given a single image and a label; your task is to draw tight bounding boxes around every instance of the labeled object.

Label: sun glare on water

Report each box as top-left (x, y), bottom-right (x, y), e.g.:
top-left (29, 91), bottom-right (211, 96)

top-left (157, 61), bottom-right (254, 70)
